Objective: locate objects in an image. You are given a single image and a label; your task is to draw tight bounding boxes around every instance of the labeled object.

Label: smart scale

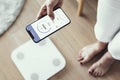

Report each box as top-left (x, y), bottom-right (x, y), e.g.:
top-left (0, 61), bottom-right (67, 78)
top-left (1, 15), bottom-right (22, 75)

top-left (11, 8), bottom-right (70, 80)
top-left (11, 38), bottom-right (66, 80)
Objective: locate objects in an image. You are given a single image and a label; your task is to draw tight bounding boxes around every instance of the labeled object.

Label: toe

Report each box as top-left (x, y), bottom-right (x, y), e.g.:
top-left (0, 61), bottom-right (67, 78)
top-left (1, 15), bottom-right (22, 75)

top-left (98, 71), bottom-right (102, 77)
top-left (88, 65), bottom-right (97, 76)
top-left (93, 71), bottom-right (97, 77)
top-left (78, 53), bottom-right (82, 58)
top-left (77, 51), bottom-right (83, 61)
top-left (95, 72), bottom-right (99, 77)
top-left (88, 68), bottom-right (94, 75)
top-left (100, 72), bottom-right (103, 76)
top-left (80, 56), bottom-right (89, 64)
top-left (89, 71), bottom-right (92, 75)
top-left (78, 50), bottom-right (82, 56)
top-left (77, 57), bottom-right (83, 61)
top-left (98, 72), bottom-right (102, 77)
top-left (99, 72), bottom-right (102, 76)
top-left (97, 72), bottom-right (100, 77)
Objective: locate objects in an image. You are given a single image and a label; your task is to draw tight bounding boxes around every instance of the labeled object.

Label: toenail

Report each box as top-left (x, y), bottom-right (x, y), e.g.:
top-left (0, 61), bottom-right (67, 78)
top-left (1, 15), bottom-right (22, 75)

top-left (89, 72), bottom-right (93, 75)
top-left (89, 71), bottom-right (91, 74)
top-left (80, 62), bottom-right (83, 65)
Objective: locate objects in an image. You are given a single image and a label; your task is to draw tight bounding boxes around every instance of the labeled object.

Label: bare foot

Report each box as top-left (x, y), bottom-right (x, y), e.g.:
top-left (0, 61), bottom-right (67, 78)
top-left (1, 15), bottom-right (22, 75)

top-left (78, 41), bottom-right (107, 64)
top-left (88, 51), bottom-right (115, 77)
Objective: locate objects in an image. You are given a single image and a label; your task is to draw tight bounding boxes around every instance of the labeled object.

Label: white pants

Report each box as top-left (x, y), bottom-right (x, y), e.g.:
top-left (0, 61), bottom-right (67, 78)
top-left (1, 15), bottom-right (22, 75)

top-left (94, 0), bottom-right (120, 60)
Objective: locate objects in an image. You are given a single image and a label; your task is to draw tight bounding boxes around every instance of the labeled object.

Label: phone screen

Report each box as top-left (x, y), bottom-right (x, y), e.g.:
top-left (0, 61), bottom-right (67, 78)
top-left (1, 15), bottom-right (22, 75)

top-left (26, 8), bottom-right (71, 43)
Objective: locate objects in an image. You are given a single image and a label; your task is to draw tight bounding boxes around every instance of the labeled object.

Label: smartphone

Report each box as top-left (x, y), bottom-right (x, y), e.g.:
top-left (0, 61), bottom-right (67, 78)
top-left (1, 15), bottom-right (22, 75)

top-left (26, 8), bottom-right (71, 43)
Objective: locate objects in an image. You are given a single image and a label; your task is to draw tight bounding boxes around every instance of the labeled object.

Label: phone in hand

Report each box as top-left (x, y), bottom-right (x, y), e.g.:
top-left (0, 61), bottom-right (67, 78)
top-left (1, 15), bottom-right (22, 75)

top-left (26, 8), bottom-right (71, 43)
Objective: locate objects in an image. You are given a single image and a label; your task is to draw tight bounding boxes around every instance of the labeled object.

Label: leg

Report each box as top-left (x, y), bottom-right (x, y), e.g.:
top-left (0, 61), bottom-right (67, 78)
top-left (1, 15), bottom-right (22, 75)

top-left (78, 41), bottom-right (107, 64)
top-left (94, 0), bottom-right (120, 42)
top-left (77, 0), bottom-right (83, 16)
top-left (88, 0), bottom-right (120, 77)
top-left (88, 51), bottom-right (115, 77)
top-left (88, 31), bottom-right (120, 77)
top-left (108, 31), bottom-right (120, 60)
top-left (78, 0), bottom-right (120, 64)
top-left (78, 0), bottom-right (120, 74)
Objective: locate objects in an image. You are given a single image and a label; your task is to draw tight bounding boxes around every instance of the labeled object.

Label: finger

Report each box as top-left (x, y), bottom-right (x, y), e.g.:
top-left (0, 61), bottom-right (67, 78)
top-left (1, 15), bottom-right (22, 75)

top-left (47, 4), bottom-right (54, 19)
top-left (54, 0), bottom-right (63, 9)
top-left (58, 0), bottom-right (63, 7)
top-left (36, 10), bottom-right (47, 20)
top-left (36, 5), bottom-right (47, 19)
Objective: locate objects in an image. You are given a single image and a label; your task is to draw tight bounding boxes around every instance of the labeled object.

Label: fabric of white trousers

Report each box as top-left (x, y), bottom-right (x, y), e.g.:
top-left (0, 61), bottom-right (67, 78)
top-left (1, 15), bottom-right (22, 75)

top-left (94, 0), bottom-right (120, 60)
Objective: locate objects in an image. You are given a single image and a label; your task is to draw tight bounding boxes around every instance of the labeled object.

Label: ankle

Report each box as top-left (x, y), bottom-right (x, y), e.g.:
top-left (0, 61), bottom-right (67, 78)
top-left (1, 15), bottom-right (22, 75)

top-left (97, 41), bottom-right (107, 48)
top-left (106, 52), bottom-right (115, 61)
top-left (98, 41), bottom-right (107, 46)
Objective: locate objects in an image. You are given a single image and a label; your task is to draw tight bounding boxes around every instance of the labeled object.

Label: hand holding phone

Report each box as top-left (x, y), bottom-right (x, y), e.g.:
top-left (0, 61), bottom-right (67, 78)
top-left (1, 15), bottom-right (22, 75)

top-left (37, 0), bottom-right (63, 19)
top-left (26, 8), bottom-right (71, 43)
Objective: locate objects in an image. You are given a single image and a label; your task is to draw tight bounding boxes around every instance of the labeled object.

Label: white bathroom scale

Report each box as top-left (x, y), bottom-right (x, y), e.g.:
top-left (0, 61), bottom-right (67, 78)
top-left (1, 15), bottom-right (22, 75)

top-left (11, 38), bottom-right (66, 80)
